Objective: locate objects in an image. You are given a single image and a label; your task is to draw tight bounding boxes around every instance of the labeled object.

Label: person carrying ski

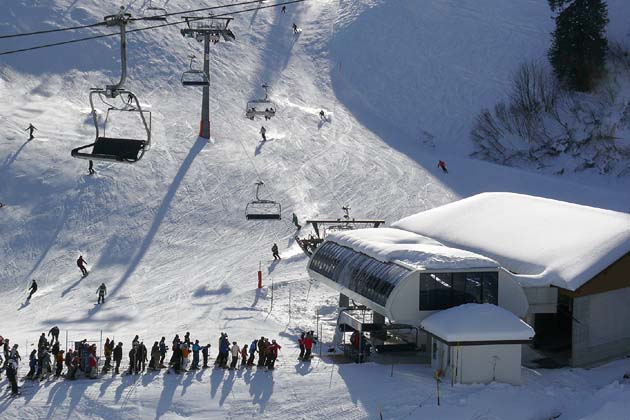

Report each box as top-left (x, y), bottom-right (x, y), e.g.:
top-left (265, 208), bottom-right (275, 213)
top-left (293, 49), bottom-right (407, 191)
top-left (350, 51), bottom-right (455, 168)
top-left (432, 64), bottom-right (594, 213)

top-left (48, 326), bottom-right (60, 346)
top-left (77, 255), bottom-right (88, 277)
top-left (113, 342), bottom-right (123, 374)
top-left (27, 279), bottom-right (38, 300)
top-left (271, 243), bottom-right (281, 260)
top-left (88, 160), bottom-right (95, 176)
top-left (96, 283), bottom-right (106, 304)
top-left (292, 213), bottom-right (301, 229)
top-left (260, 126), bottom-right (267, 142)
top-left (437, 160), bottom-right (448, 173)
top-left (201, 343), bottom-right (210, 368)
top-left (25, 123), bottom-right (37, 141)
top-left (229, 342), bottom-right (240, 369)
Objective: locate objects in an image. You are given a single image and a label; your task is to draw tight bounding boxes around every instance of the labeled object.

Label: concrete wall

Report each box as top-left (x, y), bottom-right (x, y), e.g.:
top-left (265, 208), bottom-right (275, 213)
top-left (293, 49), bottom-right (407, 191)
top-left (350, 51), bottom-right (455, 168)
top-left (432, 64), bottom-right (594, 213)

top-left (572, 287), bottom-right (630, 366)
top-left (524, 286), bottom-right (558, 314)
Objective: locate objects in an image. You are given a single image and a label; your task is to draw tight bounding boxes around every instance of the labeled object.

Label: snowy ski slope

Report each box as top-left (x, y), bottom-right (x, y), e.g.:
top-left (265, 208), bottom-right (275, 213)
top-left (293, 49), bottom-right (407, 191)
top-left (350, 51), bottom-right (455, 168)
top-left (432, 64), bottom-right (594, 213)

top-left (1, 0), bottom-right (629, 418)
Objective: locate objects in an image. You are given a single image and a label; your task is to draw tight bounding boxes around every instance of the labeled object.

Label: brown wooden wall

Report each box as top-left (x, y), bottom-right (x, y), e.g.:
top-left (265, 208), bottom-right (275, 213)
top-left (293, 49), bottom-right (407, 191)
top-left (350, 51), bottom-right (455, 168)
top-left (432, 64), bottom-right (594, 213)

top-left (560, 253), bottom-right (630, 298)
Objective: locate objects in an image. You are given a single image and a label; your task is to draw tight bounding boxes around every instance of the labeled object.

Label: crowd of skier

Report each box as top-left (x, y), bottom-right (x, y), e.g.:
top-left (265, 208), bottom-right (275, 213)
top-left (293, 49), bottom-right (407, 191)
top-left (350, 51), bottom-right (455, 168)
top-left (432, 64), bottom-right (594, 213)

top-left (1, 328), bottom-right (316, 396)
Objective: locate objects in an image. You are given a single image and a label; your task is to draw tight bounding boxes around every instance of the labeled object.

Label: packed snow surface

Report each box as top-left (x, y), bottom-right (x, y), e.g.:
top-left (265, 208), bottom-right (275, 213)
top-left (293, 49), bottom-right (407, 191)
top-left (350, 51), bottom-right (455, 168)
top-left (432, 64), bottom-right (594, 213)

top-left (1, 0), bottom-right (630, 419)
top-left (421, 303), bottom-right (535, 343)
top-left (327, 228), bottom-right (499, 270)
top-left (393, 192), bottom-right (630, 291)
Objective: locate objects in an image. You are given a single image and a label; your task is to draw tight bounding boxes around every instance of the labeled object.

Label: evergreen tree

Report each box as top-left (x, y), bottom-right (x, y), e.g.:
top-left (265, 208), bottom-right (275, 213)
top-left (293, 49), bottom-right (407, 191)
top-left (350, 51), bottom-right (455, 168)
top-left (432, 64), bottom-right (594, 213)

top-left (548, 0), bottom-right (609, 92)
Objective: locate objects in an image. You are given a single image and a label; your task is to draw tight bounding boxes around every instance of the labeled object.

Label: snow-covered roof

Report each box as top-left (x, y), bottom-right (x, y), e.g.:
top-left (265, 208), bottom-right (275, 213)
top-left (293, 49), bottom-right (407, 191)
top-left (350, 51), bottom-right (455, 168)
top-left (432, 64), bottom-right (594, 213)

top-left (421, 304), bottom-right (534, 343)
top-left (326, 228), bottom-right (499, 271)
top-left (392, 193), bottom-right (630, 291)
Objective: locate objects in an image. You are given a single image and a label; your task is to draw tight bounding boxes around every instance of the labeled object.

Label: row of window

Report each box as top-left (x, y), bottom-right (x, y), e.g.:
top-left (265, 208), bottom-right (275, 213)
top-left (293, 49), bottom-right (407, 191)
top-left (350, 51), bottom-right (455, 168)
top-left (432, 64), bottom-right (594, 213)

top-left (309, 241), bottom-right (411, 306)
top-left (419, 272), bottom-right (498, 310)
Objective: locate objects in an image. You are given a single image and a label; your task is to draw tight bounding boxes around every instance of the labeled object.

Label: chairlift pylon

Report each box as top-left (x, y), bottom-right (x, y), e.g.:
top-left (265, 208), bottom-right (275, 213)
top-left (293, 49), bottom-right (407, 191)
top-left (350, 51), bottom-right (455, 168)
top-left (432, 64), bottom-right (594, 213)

top-left (245, 84), bottom-right (277, 120)
top-left (71, 9), bottom-right (152, 164)
top-left (181, 55), bottom-right (210, 87)
top-left (245, 181), bottom-right (282, 220)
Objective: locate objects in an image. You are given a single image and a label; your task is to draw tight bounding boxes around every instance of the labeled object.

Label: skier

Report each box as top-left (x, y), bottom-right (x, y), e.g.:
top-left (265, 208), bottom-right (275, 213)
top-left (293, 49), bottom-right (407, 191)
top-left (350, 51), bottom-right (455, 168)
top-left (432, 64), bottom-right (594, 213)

top-left (303, 331), bottom-right (314, 361)
top-left (48, 326), bottom-right (60, 346)
top-left (103, 338), bottom-right (113, 372)
top-left (149, 341), bottom-right (160, 370)
top-left (240, 342), bottom-right (248, 368)
top-left (191, 340), bottom-right (201, 370)
top-left (218, 333), bottom-right (230, 368)
top-left (184, 331), bottom-right (191, 346)
top-left (137, 342), bottom-right (147, 372)
top-left (257, 337), bottom-right (267, 367)
top-left (260, 126), bottom-right (267, 142)
top-left (292, 213), bottom-right (302, 229)
top-left (38, 332), bottom-right (47, 350)
top-left (77, 255), bottom-right (88, 277)
top-left (113, 342), bottom-right (123, 374)
top-left (201, 343), bottom-right (211, 368)
top-left (319, 109), bottom-right (326, 121)
top-left (88, 160), bottom-right (95, 176)
top-left (298, 332), bottom-right (305, 360)
top-left (127, 345), bottom-right (137, 375)
top-left (55, 350), bottom-right (64, 377)
top-left (437, 160), bottom-right (448, 173)
top-left (159, 337), bottom-right (168, 367)
top-left (27, 279), bottom-right (38, 300)
top-left (180, 343), bottom-right (190, 371)
top-left (247, 339), bottom-right (258, 366)
top-left (266, 339), bottom-right (281, 369)
top-left (281, 5), bottom-right (286, 13)
top-left (96, 283), bottom-right (107, 304)
top-left (26, 349), bottom-right (37, 379)
top-left (6, 345), bottom-right (20, 396)
top-left (292, 23), bottom-right (299, 34)
top-left (25, 123), bottom-right (37, 141)
top-left (87, 352), bottom-right (97, 378)
top-left (229, 342), bottom-right (240, 369)
top-left (271, 243), bottom-right (281, 260)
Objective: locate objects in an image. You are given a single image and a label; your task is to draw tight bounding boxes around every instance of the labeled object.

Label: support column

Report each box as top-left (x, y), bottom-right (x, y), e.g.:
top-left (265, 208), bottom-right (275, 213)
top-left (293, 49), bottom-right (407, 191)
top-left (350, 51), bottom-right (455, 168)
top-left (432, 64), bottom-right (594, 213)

top-left (200, 34), bottom-right (211, 139)
top-left (371, 311), bottom-right (387, 342)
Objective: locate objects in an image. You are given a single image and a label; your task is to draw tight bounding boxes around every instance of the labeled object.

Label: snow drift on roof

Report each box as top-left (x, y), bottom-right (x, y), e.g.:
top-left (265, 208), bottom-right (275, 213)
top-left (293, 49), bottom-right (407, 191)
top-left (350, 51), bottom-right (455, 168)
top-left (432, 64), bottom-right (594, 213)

top-left (326, 228), bottom-right (499, 271)
top-left (421, 303), bottom-right (534, 342)
top-left (392, 192), bottom-right (630, 291)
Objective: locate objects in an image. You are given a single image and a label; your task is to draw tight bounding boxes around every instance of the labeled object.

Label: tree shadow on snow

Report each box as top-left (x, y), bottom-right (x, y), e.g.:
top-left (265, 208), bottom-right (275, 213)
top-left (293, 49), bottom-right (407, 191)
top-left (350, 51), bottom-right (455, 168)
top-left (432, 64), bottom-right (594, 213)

top-left (89, 136), bottom-right (207, 318)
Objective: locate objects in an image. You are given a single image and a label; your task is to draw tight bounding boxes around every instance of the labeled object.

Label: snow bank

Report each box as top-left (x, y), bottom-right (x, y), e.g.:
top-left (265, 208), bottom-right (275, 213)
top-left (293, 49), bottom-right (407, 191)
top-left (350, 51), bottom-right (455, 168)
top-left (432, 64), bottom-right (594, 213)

top-left (327, 228), bottom-right (499, 271)
top-left (393, 193), bottom-right (630, 291)
top-left (421, 303), bottom-right (534, 342)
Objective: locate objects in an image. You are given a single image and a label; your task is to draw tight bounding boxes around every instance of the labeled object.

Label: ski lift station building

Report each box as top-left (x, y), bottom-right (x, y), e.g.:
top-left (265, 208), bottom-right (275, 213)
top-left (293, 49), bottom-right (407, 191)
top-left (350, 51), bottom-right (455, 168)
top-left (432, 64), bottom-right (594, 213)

top-left (307, 192), bottom-right (630, 369)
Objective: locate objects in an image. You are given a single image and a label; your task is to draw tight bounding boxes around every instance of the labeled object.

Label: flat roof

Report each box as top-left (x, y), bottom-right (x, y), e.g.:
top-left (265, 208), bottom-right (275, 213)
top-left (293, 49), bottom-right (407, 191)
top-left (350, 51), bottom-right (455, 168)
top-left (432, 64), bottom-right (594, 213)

top-left (327, 228), bottom-right (499, 271)
top-left (421, 303), bottom-right (534, 343)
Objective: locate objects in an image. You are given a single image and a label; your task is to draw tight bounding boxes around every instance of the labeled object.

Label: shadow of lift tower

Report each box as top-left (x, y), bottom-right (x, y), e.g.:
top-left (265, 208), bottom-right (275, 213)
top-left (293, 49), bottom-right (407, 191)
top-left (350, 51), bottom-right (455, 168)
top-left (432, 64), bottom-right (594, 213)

top-left (180, 16), bottom-right (235, 139)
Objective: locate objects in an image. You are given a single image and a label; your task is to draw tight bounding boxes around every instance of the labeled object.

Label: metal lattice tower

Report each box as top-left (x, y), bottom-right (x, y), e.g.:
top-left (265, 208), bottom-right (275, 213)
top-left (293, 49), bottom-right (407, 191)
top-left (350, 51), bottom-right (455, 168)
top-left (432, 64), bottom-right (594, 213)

top-left (181, 16), bottom-right (235, 139)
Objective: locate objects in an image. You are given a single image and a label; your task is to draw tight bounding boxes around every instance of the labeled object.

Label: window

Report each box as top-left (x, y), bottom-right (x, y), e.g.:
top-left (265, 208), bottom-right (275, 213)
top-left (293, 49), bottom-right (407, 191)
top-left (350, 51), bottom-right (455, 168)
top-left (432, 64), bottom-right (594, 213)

top-left (309, 241), bottom-right (411, 306)
top-left (419, 271), bottom-right (498, 310)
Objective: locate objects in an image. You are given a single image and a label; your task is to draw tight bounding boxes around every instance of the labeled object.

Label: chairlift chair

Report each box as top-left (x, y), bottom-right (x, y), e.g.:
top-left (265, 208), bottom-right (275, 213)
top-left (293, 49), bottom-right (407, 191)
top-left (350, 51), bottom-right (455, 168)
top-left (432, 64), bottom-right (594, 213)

top-left (145, 0), bottom-right (168, 21)
top-left (245, 84), bottom-right (277, 120)
top-left (245, 181), bottom-right (282, 220)
top-left (71, 89), bottom-right (151, 163)
top-left (181, 55), bottom-right (210, 87)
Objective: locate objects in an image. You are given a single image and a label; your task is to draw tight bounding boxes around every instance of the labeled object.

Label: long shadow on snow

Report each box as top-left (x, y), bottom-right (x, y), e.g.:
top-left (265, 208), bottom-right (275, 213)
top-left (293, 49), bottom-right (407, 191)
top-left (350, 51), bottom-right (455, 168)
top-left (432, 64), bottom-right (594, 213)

top-left (88, 136), bottom-right (207, 318)
top-left (248, 369), bottom-right (274, 413)
top-left (155, 373), bottom-right (182, 420)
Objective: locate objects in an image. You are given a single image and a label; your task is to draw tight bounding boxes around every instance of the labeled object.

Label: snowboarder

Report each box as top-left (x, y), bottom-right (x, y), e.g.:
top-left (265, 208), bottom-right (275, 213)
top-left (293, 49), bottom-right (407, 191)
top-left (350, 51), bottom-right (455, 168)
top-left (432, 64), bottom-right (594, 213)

top-left (25, 123), bottom-right (37, 141)
top-left (48, 326), bottom-right (60, 346)
top-left (292, 212), bottom-right (301, 229)
top-left (319, 110), bottom-right (326, 121)
top-left (27, 279), bottom-right (38, 300)
top-left (272, 243), bottom-right (281, 260)
top-left (260, 126), bottom-right (267, 142)
top-left (437, 160), bottom-right (448, 173)
top-left (113, 342), bottom-right (123, 374)
top-left (77, 255), bottom-right (88, 277)
top-left (229, 342), bottom-right (240, 369)
top-left (88, 160), bottom-right (95, 176)
top-left (292, 23), bottom-right (299, 34)
top-left (96, 283), bottom-right (106, 304)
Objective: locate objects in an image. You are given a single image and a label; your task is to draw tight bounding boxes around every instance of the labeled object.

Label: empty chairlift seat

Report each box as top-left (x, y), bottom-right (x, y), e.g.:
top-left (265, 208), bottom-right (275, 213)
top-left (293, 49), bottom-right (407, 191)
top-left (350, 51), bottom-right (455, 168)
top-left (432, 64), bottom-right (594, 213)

top-left (245, 181), bottom-right (281, 220)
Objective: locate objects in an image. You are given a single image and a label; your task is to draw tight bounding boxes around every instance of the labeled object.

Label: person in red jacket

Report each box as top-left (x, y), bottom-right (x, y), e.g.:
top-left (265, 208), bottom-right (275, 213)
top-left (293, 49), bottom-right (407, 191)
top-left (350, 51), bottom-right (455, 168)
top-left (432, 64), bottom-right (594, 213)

top-left (303, 332), bottom-right (314, 362)
top-left (437, 160), bottom-right (448, 173)
top-left (265, 340), bottom-right (282, 369)
top-left (297, 333), bottom-right (305, 360)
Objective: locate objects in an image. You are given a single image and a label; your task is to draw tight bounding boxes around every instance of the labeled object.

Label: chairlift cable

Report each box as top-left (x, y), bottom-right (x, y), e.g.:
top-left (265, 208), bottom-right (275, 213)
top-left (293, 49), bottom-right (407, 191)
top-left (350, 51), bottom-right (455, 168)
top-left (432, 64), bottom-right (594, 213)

top-left (0, 22), bottom-right (106, 40)
top-left (0, 0), bottom-right (306, 57)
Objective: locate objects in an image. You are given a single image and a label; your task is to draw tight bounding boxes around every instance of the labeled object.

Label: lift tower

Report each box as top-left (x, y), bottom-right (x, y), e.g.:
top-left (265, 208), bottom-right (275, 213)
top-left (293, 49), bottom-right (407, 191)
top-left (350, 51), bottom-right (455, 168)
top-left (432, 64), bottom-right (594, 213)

top-left (181, 16), bottom-right (235, 139)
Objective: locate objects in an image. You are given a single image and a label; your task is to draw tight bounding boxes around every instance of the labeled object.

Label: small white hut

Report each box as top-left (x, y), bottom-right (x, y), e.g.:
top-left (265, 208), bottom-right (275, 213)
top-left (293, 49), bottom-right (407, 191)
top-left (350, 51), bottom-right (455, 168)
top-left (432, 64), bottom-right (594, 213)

top-left (421, 303), bottom-right (534, 385)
